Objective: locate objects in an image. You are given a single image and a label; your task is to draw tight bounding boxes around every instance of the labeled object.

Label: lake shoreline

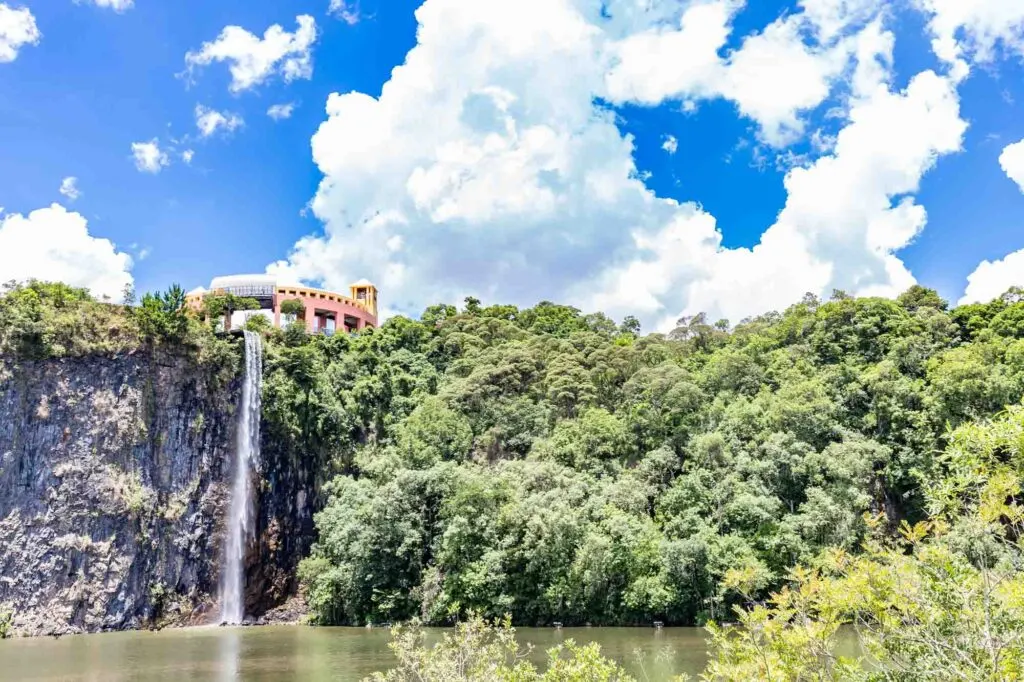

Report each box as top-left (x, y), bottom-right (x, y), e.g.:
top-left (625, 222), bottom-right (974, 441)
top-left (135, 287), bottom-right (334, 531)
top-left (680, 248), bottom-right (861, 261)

top-left (0, 622), bottom-right (711, 681)
top-left (3, 611), bottom-right (705, 640)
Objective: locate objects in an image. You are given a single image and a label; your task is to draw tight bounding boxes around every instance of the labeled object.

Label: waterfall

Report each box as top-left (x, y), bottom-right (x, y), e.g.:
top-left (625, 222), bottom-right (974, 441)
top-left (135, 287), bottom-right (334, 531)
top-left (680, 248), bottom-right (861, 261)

top-left (220, 330), bottom-right (263, 624)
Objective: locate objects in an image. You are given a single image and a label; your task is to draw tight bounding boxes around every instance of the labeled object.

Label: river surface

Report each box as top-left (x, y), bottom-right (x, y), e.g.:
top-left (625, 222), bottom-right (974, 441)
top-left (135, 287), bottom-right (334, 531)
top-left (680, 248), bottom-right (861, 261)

top-left (0, 625), bottom-right (708, 681)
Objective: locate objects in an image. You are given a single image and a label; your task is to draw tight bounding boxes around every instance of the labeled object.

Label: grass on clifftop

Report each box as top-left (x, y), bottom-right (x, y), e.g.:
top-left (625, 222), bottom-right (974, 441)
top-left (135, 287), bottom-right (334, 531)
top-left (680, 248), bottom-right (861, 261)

top-left (0, 280), bottom-right (143, 359)
top-left (0, 280), bottom-right (231, 362)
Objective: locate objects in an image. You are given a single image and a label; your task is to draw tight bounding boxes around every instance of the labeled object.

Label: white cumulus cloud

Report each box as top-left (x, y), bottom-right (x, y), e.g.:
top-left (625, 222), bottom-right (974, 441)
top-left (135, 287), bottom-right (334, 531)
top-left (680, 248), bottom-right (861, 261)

top-left (592, 63), bottom-right (966, 328)
top-left (1000, 138), bottom-right (1024, 192)
top-left (912, 0), bottom-right (1024, 64)
top-left (268, 0), bottom-right (966, 328)
top-left (267, 102), bottom-right (296, 120)
top-left (59, 177), bottom-right (81, 201)
top-left (961, 248), bottom-right (1024, 305)
top-left (185, 15), bottom-right (318, 93)
top-left (0, 3), bottom-right (40, 63)
top-left (662, 135), bottom-right (678, 154)
top-left (0, 204), bottom-right (133, 300)
top-left (603, 0), bottom-right (879, 146)
top-left (131, 139), bottom-right (170, 173)
top-left (74, 0), bottom-right (134, 12)
top-left (181, 149), bottom-right (195, 164)
top-left (195, 104), bottom-right (244, 137)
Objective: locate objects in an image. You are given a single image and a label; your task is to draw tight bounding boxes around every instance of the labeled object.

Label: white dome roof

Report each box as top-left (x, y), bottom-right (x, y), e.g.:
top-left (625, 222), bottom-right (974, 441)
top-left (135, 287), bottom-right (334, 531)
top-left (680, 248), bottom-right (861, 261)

top-left (210, 274), bottom-right (278, 289)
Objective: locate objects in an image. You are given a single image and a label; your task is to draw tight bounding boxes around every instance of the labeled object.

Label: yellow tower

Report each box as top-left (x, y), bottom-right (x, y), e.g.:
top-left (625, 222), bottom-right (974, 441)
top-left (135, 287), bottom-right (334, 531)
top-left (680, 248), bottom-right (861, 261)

top-left (350, 280), bottom-right (379, 319)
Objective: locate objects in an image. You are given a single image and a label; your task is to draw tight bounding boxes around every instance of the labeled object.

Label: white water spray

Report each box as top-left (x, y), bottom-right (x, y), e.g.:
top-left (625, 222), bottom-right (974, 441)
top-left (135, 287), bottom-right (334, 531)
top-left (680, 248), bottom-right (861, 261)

top-left (220, 330), bottom-right (263, 624)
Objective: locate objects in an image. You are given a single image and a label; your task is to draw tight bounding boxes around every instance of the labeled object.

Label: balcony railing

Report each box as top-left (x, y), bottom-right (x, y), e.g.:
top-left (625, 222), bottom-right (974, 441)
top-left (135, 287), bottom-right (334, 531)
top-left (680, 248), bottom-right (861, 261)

top-left (220, 285), bottom-right (276, 298)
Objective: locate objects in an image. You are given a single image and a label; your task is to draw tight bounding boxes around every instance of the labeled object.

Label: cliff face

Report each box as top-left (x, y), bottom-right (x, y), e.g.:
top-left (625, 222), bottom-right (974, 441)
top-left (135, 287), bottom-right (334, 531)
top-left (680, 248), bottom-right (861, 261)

top-left (0, 349), bottom-right (241, 635)
top-left (249, 428), bottom-right (319, 617)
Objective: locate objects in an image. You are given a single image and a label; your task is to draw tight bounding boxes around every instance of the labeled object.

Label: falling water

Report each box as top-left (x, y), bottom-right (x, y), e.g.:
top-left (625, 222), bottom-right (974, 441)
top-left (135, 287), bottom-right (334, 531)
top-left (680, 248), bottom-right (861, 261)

top-left (220, 330), bottom-right (263, 624)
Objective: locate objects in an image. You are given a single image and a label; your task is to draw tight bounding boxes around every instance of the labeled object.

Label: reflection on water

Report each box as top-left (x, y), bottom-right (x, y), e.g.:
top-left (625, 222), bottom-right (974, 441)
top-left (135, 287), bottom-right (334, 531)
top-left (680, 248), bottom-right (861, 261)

top-left (220, 628), bottom-right (239, 682)
top-left (0, 625), bottom-right (709, 681)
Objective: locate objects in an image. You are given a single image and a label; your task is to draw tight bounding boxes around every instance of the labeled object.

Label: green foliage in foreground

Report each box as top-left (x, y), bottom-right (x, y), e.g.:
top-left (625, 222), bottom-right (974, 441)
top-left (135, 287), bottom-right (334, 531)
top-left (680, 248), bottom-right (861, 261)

top-left (704, 404), bottom-right (1024, 681)
top-left (0, 604), bottom-right (12, 639)
top-left (295, 286), bottom-right (1024, 627)
top-left (365, 616), bottom-right (638, 682)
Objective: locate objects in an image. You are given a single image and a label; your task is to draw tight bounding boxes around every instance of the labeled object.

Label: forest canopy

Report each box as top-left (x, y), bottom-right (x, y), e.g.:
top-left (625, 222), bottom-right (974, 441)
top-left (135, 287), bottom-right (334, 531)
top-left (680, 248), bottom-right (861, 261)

top-left (279, 285), bottom-right (1024, 627)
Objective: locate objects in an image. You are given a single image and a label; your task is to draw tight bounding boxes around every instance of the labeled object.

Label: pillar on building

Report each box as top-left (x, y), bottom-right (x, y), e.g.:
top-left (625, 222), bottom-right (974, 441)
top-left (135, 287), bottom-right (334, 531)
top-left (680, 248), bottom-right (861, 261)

top-left (305, 303), bottom-right (316, 333)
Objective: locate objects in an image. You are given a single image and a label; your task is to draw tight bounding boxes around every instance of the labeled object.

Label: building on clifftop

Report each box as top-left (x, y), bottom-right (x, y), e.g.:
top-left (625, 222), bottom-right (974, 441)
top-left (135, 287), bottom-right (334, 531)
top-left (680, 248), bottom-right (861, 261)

top-left (186, 275), bottom-right (378, 334)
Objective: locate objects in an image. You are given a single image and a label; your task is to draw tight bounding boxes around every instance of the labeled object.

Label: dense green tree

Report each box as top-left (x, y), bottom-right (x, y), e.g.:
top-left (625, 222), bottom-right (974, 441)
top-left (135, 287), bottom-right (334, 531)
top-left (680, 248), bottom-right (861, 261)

top-left (619, 315), bottom-right (641, 336)
top-left (534, 408), bottom-right (632, 474)
top-left (395, 397), bottom-right (473, 467)
top-left (201, 292), bottom-right (260, 326)
top-left (279, 298), bottom-right (306, 318)
top-left (134, 284), bottom-right (192, 341)
top-left (243, 314), bottom-right (273, 333)
top-left (299, 286), bottom-right (1024, 627)
top-left (897, 284), bottom-right (948, 312)
top-left (991, 302), bottom-right (1024, 338)
top-left (292, 289), bottom-right (1024, 626)
top-left (0, 280), bottom-right (98, 357)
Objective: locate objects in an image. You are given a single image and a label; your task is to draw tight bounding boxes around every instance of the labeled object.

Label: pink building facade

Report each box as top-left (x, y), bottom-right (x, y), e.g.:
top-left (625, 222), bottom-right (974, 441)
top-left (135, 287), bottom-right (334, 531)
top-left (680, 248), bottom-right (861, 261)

top-left (273, 283), bottom-right (378, 334)
top-left (186, 275), bottom-right (378, 334)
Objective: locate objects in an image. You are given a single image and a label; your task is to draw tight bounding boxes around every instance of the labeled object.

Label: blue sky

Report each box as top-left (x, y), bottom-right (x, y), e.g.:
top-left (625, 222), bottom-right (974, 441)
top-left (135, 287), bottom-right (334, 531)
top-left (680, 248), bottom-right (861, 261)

top-left (0, 0), bottom-right (1022, 329)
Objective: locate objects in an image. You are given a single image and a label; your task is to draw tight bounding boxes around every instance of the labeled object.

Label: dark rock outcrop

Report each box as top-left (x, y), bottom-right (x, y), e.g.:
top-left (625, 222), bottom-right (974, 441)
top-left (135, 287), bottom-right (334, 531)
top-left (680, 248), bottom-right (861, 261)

top-left (0, 349), bottom-right (241, 635)
top-left (248, 410), bottom-right (320, 617)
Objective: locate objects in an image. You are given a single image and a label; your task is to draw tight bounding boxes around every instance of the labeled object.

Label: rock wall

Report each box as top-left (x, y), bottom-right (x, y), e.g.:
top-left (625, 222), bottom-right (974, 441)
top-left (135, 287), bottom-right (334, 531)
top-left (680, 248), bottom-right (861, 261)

top-left (0, 348), bottom-right (241, 635)
top-left (248, 426), bottom-right (319, 617)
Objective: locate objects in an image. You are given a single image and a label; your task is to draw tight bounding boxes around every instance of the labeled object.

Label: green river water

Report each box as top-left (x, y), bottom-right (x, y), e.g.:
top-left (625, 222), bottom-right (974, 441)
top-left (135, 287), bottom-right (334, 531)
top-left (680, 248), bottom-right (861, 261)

top-left (0, 626), bottom-right (709, 681)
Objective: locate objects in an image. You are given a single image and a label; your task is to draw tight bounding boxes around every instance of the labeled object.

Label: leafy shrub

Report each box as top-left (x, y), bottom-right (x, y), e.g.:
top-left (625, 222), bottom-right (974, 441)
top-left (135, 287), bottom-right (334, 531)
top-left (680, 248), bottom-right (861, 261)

top-left (0, 604), bottom-right (13, 639)
top-left (133, 284), bottom-right (190, 341)
top-left (244, 314), bottom-right (273, 333)
top-left (280, 298), bottom-right (306, 317)
top-left (201, 293), bottom-right (260, 322)
top-left (365, 616), bottom-right (636, 682)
